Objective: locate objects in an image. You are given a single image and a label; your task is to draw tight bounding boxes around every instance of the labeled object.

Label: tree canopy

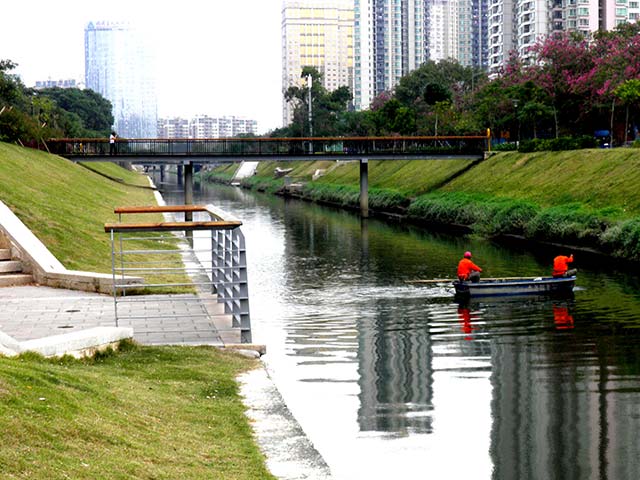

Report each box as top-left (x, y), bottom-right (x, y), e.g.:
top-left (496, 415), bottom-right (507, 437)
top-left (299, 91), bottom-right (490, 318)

top-left (0, 59), bottom-right (113, 143)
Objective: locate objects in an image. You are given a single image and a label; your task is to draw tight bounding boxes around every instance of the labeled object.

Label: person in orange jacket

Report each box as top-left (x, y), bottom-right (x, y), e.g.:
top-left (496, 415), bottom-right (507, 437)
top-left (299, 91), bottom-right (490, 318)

top-left (458, 251), bottom-right (482, 282)
top-left (552, 254), bottom-right (577, 277)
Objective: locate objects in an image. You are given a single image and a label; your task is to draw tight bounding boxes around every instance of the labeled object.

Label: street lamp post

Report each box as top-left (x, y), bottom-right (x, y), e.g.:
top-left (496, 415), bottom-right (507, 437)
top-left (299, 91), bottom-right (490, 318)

top-left (513, 99), bottom-right (520, 146)
top-left (306, 73), bottom-right (313, 153)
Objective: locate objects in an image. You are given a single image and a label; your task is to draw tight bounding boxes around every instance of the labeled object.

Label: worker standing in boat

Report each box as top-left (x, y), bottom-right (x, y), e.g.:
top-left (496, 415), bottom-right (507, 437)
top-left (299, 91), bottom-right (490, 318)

top-left (458, 251), bottom-right (482, 283)
top-left (552, 254), bottom-right (577, 277)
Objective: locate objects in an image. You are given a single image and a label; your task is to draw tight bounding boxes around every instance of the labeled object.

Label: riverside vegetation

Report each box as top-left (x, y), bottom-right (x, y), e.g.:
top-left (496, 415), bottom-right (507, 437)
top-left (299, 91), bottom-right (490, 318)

top-left (0, 142), bottom-right (274, 479)
top-left (203, 148), bottom-right (640, 260)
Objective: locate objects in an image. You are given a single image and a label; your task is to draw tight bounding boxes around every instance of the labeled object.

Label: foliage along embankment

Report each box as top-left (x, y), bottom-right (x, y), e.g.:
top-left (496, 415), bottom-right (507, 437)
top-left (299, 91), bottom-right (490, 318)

top-left (0, 341), bottom-right (275, 480)
top-left (203, 148), bottom-right (640, 260)
top-left (0, 142), bottom-right (192, 290)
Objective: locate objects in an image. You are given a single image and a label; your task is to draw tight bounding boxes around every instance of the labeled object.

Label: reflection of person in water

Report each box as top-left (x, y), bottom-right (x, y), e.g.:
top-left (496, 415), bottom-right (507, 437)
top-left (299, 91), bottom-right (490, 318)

top-left (553, 305), bottom-right (574, 329)
top-left (457, 307), bottom-right (476, 340)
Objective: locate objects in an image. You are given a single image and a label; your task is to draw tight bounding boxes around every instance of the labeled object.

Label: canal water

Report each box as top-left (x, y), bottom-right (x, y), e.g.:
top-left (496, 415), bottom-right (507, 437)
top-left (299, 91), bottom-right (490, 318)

top-left (158, 177), bottom-right (640, 480)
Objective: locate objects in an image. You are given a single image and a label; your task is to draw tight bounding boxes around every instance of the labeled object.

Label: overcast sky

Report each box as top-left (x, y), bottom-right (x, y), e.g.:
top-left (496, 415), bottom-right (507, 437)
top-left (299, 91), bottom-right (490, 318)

top-left (1, 0), bottom-right (283, 133)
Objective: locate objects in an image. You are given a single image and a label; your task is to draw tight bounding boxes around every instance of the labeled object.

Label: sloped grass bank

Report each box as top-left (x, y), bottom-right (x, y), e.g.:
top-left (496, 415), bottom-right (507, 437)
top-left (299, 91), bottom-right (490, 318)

top-left (0, 342), bottom-right (275, 479)
top-left (0, 142), bottom-right (190, 289)
top-left (204, 149), bottom-right (640, 259)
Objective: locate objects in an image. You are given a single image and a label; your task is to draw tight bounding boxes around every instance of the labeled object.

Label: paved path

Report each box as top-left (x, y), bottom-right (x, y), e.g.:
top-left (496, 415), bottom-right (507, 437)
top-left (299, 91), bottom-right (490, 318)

top-left (0, 285), bottom-right (224, 345)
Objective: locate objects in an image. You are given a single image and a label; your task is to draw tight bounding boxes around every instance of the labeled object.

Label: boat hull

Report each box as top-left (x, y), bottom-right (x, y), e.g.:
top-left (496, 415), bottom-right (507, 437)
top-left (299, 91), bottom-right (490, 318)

top-left (453, 276), bottom-right (576, 297)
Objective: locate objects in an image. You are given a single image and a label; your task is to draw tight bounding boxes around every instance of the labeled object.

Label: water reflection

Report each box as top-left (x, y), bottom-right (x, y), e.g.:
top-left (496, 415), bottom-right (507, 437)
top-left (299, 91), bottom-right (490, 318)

top-left (357, 305), bottom-right (434, 435)
top-left (155, 177), bottom-right (640, 479)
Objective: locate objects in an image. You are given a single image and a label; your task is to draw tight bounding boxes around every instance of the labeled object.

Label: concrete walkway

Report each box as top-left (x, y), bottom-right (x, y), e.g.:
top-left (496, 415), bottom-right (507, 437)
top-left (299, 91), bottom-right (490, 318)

top-left (0, 285), bottom-right (224, 346)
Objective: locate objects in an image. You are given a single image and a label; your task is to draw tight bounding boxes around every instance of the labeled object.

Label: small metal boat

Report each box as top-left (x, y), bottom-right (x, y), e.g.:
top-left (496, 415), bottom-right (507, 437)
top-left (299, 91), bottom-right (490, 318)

top-left (453, 276), bottom-right (576, 297)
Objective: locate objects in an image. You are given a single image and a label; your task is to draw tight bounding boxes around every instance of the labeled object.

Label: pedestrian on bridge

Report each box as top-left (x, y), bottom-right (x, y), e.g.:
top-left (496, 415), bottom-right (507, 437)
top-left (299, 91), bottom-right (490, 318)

top-left (110, 132), bottom-right (117, 155)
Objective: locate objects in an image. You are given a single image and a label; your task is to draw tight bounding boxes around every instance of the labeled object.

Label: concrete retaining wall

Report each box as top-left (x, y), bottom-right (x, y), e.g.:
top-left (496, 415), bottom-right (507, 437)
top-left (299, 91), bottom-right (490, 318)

top-left (0, 327), bottom-right (134, 358)
top-left (0, 200), bottom-right (142, 293)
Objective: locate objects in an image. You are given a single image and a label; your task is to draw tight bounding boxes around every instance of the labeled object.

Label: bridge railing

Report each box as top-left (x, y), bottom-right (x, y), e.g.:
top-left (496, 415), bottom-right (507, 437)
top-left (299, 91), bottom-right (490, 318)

top-left (47, 134), bottom-right (491, 158)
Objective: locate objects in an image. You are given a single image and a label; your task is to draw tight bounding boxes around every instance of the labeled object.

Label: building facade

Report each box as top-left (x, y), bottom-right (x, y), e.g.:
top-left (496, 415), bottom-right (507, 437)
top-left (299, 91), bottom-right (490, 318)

top-left (84, 21), bottom-right (157, 138)
top-left (157, 116), bottom-right (258, 138)
top-left (282, 0), bottom-right (354, 125)
top-left (157, 117), bottom-right (190, 138)
top-left (354, 0), bottom-right (428, 110)
top-left (487, 0), bottom-right (640, 75)
top-left (34, 79), bottom-right (80, 90)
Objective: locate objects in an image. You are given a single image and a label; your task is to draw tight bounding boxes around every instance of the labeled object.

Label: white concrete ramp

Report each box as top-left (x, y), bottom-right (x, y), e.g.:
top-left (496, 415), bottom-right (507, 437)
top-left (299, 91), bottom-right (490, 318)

top-left (232, 161), bottom-right (259, 183)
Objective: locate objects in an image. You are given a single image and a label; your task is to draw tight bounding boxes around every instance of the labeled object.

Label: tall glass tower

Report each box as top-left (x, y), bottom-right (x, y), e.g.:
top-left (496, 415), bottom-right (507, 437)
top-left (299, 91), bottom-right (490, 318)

top-left (84, 21), bottom-right (157, 138)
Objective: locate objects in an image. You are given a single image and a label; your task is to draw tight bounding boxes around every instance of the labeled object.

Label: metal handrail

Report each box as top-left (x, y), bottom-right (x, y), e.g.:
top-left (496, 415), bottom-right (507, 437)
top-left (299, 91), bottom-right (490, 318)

top-left (105, 204), bottom-right (251, 343)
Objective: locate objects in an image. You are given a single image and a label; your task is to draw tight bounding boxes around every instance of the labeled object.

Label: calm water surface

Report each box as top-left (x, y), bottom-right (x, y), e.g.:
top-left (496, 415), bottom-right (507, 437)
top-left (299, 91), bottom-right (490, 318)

top-left (160, 177), bottom-right (640, 480)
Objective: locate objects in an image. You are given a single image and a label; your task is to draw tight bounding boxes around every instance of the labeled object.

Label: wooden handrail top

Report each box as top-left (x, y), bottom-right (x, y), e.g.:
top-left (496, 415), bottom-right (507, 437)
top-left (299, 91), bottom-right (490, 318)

top-left (114, 205), bottom-right (208, 214)
top-left (104, 220), bottom-right (242, 233)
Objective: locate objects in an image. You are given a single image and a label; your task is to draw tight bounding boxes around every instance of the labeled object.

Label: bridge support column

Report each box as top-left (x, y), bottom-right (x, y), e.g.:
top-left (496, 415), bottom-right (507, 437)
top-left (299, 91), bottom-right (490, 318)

top-left (184, 162), bottom-right (194, 215)
top-left (177, 165), bottom-right (183, 186)
top-left (359, 158), bottom-right (369, 218)
top-left (184, 162), bottom-right (194, 245)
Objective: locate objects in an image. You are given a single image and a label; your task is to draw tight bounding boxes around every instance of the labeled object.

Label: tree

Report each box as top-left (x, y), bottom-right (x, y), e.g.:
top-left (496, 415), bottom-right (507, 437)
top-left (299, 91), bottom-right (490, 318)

top-left (39, 87), bottom-right (114, 137)
top-left (283, 67), bottom-right (352, 137)
top-left (614, 79), bottom-right (640, 143)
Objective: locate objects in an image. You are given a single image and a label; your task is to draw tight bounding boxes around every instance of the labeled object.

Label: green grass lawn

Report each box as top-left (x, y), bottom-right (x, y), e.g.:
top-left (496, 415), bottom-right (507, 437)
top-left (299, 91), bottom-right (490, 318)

top-left (0, 342), bottom-right (275, 479)
top-left (0, 142), bottom-right (193, 289)
top-left (0, 142), bottom-right (160, 272)
top-left (441, 149), bottom-right (640, 216)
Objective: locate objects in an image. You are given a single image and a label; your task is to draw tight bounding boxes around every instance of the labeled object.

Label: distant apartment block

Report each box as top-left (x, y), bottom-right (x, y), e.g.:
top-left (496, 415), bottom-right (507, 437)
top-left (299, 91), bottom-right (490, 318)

top-left (157, 117), bottom-right (190, 138)
top-left (157, 116), bottom-right (258, 138)
top-left (85, 21), bottom-right (158, 138)
top-left (282, 0), bottom-right (354, 125)
top-left (33, 78), bottom-right (80, 90)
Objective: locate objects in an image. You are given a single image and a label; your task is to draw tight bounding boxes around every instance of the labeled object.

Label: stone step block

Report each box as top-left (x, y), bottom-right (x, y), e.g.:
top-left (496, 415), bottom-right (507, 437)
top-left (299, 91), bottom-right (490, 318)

top-left (0, 273), bottom-right (33, 287)
top-left (0, 260), bottom-right (22, 273)
top-left (0, 249), bottom-right (10, 261)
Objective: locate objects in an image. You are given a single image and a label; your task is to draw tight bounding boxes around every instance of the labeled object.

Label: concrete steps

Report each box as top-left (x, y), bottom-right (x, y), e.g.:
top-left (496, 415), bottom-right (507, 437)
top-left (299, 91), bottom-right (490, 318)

top-left (0, 248), bottom-right (33, 287)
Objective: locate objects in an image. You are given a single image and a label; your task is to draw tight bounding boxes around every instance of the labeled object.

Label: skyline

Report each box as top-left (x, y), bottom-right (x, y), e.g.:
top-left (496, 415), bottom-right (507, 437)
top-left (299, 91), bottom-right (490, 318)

top-left (1, 0), bottom-right (282, 134)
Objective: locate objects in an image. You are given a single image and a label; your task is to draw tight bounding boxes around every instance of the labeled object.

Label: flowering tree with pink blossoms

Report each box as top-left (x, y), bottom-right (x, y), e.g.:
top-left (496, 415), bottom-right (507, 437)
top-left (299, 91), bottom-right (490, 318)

top-left (473, 22), bottom-right (640, 144)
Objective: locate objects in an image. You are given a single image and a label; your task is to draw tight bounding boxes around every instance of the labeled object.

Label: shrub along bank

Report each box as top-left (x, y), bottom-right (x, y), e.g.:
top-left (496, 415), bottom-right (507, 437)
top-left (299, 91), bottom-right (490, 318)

top-left (203, 148), bottom-right (640, 260)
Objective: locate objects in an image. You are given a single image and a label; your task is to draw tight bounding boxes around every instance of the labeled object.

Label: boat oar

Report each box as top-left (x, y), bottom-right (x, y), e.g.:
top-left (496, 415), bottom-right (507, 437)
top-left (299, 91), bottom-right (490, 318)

top-left (405, 279), bottom-right (454, 284)
top-left (406, 276), bottom-right (547, 284)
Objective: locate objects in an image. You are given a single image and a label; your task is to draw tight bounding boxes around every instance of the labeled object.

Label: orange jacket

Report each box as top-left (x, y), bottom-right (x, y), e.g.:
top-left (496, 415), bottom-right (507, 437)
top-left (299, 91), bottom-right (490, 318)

top-left (458, 258), bottom-right (482, 279)
top-left (552, 255), bottom-right (573, 276)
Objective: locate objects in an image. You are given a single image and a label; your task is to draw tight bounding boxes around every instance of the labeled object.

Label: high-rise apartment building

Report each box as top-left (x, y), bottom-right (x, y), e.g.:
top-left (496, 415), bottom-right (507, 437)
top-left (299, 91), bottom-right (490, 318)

top-left (157, 117), bottom-right (190, 138)
top-left (487, 0), bottom-right (640, 74)
top-left (85, 21), bottom-right (157, 138)
top-left (282, 0), bottom-right (354, 125)
top-left (354, 0), bottom-right (428, 110)
top-left (429, 0), bottom-right (459, 62)
top-left (427, 0), bottom-right (488, 68)
top-left (157, 116), bottom-right (258, 138)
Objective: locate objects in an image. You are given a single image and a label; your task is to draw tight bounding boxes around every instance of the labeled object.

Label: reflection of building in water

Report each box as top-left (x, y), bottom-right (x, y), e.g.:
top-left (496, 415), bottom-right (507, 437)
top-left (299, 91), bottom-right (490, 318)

top-left (358, 302), bottom-right (434, 434)
top-left (490, 333), bottom-right (640, 478)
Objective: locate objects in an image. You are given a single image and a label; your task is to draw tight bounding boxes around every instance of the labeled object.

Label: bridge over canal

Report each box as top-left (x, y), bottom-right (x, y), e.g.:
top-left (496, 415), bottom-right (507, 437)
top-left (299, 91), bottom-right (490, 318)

top-left (48, 135), bottom-right (491, 217)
